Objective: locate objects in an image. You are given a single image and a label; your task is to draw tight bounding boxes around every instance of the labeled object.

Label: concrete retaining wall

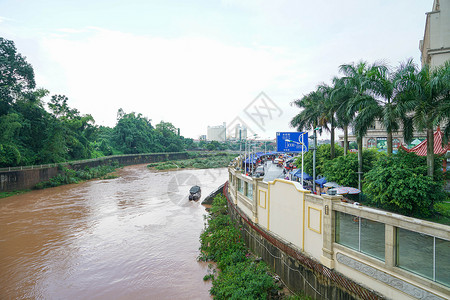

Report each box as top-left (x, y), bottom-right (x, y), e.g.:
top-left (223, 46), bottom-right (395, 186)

top-left (0, 152), bottom-right (188, 192)
top-left (227, 194), bottom-right (367, 300)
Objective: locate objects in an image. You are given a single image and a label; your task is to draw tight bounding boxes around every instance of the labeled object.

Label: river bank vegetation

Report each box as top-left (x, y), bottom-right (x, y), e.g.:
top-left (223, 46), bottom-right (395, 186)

top-left (147, 152), bottom-right (236, 170)
top-left (199, 194), bottom-right (310, 300)
top-left (34, 163), bottom-right (120, 189)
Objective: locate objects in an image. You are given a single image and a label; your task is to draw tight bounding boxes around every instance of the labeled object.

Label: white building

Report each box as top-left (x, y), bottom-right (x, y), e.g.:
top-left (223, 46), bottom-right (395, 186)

top-left (207, 122), bottom-right (226, 141)
top-left (234, 124), bottom-right (247, 141)
top-left (420, 0), bottom-right (450, 68)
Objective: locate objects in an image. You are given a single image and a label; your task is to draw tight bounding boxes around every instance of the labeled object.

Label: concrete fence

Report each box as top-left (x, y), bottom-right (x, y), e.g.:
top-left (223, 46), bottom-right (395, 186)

top-left (228, 167), bottom-right (450, 300)
top-left (0, 152), bottom-right (188, 192)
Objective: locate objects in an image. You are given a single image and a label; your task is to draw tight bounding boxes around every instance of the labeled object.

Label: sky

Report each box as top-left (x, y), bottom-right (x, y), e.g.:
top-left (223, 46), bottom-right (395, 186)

top-left (0, 0), bottom-right (432, 140)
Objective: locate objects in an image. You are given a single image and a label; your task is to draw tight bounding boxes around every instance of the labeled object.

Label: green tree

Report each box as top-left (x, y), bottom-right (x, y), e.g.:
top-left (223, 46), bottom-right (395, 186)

top-left (365, 150), bottom-right (445, 217)
top-left (339, 61), bottom-right (383, 190)
top-left (0, 37), bottom-right (36, 116)
top-left (295, 144), bottom-right (344, 177)
top-left (332, 78), bottom-right (355, 156)
top-left (113, 110), bottom-right (159, 154)
top-left (397, 61), bottom-right (450, 177)
top-left (323, 149), bottom-right (382, 188)
top-left (290, 88), bottom-right (328, 173)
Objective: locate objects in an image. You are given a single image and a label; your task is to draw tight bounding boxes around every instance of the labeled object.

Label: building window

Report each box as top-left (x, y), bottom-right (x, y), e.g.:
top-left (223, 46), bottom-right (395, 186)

top-left (247, 182), bottom-right (253, 199)
top-left (335, 212), bottom-right (385, 261)
top-left (238, 179), bottom-right (243, 193)
top-left (396, 228), bottom-right (450, 287)
top-left (376, 137), bottom-right (387, 149)
top-left (367, 138), bottom-right (376, 148)
top-left (368, 123), bottom-right (376, 130)
top-left (393, 138), bottom-right (401, 149)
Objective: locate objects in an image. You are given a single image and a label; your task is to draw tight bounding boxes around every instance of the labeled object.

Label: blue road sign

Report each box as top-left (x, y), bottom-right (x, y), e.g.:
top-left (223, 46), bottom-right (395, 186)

top-left (276, 132), bottom-right (308, 152)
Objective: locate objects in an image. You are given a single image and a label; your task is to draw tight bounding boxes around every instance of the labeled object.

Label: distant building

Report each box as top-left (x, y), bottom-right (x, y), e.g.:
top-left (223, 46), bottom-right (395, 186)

top-left (420, 0), bottom-right (450, 68)
top-left (234, 124), bottom-right (247, 141)
top-left (199, 135), bottom-right (206, 141)
top-left (338, 120), bottom-right (426, 150)
top-left (207, 122), bottom-right (226, 141)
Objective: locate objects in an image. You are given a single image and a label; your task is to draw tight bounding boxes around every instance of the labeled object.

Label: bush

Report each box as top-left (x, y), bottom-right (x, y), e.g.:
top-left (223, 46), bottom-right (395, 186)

top-left (34, 164), bottom-right (119, 189)
top-left (323, 149), bottom-right (383, 187)
top-left (199, 194), bottom-right (279, 299)
top-left (364, 151), bottom-right (446, 217)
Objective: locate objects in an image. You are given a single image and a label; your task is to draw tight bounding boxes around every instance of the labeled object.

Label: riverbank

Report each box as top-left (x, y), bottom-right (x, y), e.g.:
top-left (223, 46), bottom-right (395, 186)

top-left (199, 193), bottom-right (310, 300)
top-left (147, 152), bottom-right (236, 170)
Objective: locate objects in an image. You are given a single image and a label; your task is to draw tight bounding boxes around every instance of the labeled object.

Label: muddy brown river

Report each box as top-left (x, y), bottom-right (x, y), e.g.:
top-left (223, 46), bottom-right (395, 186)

top-left (0, 165), bottom-right (228, 299)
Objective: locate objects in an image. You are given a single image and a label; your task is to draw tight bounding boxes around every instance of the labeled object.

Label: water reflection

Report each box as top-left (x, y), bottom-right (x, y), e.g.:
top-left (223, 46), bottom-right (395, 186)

top-left (0, 165), bottom-right (227, 299)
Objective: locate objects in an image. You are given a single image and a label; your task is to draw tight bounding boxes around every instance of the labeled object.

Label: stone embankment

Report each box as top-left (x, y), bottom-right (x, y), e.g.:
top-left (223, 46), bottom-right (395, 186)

top-left (0, 152), bottom-right (188, 192)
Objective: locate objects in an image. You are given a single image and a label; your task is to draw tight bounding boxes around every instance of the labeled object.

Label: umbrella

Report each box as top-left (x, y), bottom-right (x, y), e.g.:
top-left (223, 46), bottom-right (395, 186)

top-left (315, 177), bottom-right (327, 187)
top-left (329, 186), bottom-right (361, 195)
top-left (343, 187), bottom-right (361, 194)
top-left (291, 170), bottom-right (313, 180)
top-left (328, 187), bottom-right (349, 195)
top-left (324, 181), bottom-right (340, 188)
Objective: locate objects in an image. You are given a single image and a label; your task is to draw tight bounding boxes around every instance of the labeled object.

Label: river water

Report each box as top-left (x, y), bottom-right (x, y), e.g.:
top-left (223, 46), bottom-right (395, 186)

top-left (0, 165), bottom-right (228, 299)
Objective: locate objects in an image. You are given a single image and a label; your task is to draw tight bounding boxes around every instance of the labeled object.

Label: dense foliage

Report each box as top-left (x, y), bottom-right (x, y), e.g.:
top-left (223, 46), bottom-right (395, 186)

top-left (34, 163), bottom-right (119, 189)
top-left (323, 149), bottom-right (382, 187)
top-left (199, 194), bottom-right (280, 299)
top-left (295, 144), bottom-right (344, 176)
top-left (364, 150), bottom-right (445, 217)
top-left (147, 152), bottom-right (236, 170)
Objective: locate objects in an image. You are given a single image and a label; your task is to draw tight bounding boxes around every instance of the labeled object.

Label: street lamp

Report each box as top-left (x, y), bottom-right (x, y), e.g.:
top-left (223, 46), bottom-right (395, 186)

top-left (309, 127), bottom-right (321, 192)
top-left (286, 133), bottom-right (306, 188)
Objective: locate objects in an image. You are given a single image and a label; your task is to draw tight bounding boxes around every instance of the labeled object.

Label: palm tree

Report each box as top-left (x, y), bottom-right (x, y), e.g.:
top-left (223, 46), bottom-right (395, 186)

top-left (290, 90), bottom-right (327, 133)
top-left (317, 78), bottom-right (344, 159)
top-left (339, 61), bottom-right (382, 190)
top-left (367, 62), bottom-right (415, 155)
top-left (330, 77), bottom-right (354, 156)
top-left (396, 60), bottom-right (450, 178)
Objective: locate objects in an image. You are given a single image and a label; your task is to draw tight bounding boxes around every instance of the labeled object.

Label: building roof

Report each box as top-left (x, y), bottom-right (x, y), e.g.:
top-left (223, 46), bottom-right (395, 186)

top-left (400, 127), bottom-right (450, 156)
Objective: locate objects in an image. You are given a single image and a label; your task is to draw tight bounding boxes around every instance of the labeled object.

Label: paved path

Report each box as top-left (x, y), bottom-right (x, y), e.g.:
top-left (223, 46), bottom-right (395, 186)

top-left (263, 161), bottom-right (285, 182)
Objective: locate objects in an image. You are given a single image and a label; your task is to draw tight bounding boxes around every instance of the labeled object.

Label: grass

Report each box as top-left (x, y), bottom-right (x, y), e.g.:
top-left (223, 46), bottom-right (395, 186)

top-left (148, 153), bottom-right (236, 170)
top-left (424, 201), bottom-right (450, 225)
top-left (0, 190), bottom-right (31, 199)
top-left (34, 163), bottom-right (120, 190)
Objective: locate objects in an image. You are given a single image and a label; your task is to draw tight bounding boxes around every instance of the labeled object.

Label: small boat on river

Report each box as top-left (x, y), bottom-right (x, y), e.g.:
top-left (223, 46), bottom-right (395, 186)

top-left (189, 185), bottom-right (201, 201)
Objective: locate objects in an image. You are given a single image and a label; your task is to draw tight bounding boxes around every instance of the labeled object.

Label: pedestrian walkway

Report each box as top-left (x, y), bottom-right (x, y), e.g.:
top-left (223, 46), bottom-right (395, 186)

top-left (263, 161), bottom-right (285, 182)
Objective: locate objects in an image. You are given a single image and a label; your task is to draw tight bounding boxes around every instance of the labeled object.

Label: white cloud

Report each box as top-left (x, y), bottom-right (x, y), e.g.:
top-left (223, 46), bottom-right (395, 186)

top-left (39, 28), bottom-right (303, 138)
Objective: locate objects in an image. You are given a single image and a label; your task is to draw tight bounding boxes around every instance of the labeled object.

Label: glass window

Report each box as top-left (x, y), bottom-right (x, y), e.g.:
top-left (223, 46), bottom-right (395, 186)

top-left (360, 219), bottom-right (385, 260)
top-left (335, 212), bottom-right (359, 251)
top-left (247, 182), bottom-right (253, 199)
top-left (397, 228), bottom-right (450, 287)
top-left (392, 138), bottom-right (401, 149)
top-left (436, 238), bottom-right (450, 286)
top-left (238, 179), bottom-right (243, 193)
top-left (336, 212), bottom-right (385, 261)
top-left (397, 228), bottom-right (433, 280)
top-left (367, 138), bottom-right (376, 148)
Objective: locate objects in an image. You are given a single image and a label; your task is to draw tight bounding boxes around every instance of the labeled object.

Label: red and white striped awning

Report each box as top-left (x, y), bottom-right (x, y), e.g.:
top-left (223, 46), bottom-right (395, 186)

top-left (400, 127), bottom-right (450, 156)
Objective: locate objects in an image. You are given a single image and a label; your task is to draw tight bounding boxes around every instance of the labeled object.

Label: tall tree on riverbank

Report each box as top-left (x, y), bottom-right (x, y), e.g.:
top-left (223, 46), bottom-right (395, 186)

top-left (0, 37), bottom-right (36, 116)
